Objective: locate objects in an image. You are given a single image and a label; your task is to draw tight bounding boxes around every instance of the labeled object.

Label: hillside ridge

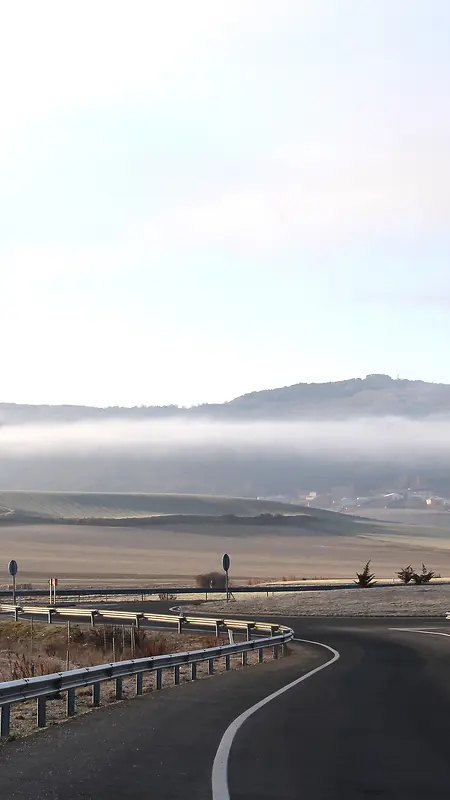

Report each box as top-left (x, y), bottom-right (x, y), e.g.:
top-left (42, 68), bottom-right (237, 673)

top-left (2, 374), bottom-right (450, 422)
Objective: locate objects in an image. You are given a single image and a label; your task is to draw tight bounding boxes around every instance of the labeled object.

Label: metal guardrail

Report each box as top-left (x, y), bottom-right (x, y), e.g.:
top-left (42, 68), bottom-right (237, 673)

top-left (0, 608), bottom-right (293, 737)
top-left (0, 604), bottom-right (280, 637)
top-left (2, 579), bottom-right (448, 600)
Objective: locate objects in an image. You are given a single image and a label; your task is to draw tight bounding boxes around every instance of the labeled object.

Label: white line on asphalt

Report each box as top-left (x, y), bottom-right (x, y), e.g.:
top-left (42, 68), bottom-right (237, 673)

top-left (390, 628), bottom-right (450, 638)
top-left (211, 638), bottom-right (340, 800)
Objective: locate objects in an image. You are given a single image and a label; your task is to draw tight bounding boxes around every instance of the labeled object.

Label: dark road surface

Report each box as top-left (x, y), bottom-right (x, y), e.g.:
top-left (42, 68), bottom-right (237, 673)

top-left (2, 616), bottom-right (450, 798)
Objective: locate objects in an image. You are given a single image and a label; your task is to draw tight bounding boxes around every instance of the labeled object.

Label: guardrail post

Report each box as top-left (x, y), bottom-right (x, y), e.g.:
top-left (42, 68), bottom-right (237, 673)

top-left (14, 607), bottom-right (19, 622)
top-left (115, 678), bottom-right (123, 700)
top-left (215, 621), bottom-right (220, 637)
top-left (273, 644), bottom-right (279, 660)
top-left (90, 612), bottom-right (96, 626)
top-left (156, 669), bottom-right (162, 690)
top-left (258, 648), bottom-right (264, 663)
top-left (246, 624), bottom-right (252, 640)
top-left (174, 665), bottom-right (180, 685)
top-left (225, 654), bottom-right (231, 671)
top-left (47, 609), bottom-right (53, 625)
top-left (191, 662), bottom-right (197, 680)
top-left (136, 673), bottom-right (143, 696)
top-left (177, 617), bottom-right (183, 635)
top-left (1, 704), bottom-right (11, 737)
top-left (242, 650), bottom-right (248, 666)
top-left (37, 697), bottom-right (46, 728)
top-left (92, 683), bottom-right (101, 707)
top-left (67, 688), bottom-right (75, 717)
top-left (208, 658), bottom-right (214, 675)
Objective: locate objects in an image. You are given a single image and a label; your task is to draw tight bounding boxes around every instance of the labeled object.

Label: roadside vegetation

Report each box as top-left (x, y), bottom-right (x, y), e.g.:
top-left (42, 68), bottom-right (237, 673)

top-left (356, 561), bottom-right (437, 587)
top-left (0, 621), bottom-right (220, 681)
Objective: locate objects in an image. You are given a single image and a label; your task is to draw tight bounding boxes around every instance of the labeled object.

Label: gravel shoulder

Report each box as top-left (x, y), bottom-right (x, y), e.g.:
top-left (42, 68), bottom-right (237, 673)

top-left (185, 584), bottom-right (450, 617)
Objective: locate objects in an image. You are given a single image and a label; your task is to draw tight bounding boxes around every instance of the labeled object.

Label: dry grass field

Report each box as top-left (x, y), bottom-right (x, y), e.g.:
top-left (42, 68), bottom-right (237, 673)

top-left (1, 515), bottom-right (450, 587)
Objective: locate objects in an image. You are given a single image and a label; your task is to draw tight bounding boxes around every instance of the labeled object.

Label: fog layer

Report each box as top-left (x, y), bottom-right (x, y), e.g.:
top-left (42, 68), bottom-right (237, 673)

top-left (0, 416), bottom-right (449, 461)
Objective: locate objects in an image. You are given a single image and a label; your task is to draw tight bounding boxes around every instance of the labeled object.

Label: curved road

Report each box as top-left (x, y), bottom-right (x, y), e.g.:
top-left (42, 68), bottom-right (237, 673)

top-left (1, 616), bottom-right (450, 798)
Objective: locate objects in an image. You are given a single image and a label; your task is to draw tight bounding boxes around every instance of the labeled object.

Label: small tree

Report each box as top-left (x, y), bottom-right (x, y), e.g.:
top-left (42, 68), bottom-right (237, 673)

top-left (397, 565), bottom-right (415, 584)
top-left (355, 560), bottom-right (377, 588)
top-left (412, 563), bottom-right (435, 585)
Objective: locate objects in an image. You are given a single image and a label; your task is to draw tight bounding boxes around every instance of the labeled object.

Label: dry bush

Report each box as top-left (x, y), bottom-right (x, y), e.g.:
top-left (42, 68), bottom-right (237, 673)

top-left (158, 593), bottom-right (178, 601)
top-left (196, 571), bottom-right (226, 589)
top-left (7, 652), bottom-right (64, 680)
top-left (134, 633), bottom-right (173, 658)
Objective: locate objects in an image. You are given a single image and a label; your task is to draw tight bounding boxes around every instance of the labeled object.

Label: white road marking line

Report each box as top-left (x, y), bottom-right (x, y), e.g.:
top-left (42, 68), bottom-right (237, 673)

top-left (390, 628), bottom-right (450, 637)
top-left (211, 638), bottom-right (340, 800)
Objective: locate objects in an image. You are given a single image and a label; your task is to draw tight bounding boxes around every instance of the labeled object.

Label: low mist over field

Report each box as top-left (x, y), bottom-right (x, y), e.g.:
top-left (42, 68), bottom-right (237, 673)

top-left (2, 376), bottom-right (450, 495)
top-left (2, 415), bottom-right (450, 461)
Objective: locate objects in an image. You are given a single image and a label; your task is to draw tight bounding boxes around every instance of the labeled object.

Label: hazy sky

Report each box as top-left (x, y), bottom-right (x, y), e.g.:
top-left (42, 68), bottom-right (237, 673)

top-left (1, 1), bottom-right (449, 407)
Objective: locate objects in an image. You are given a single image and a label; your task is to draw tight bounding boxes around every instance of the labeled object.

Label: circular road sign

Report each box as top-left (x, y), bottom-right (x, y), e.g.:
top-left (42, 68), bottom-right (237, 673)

top-left (222, 553), bottom-right (230, 572)
top-left (8, 560), bottom-right (18, 577)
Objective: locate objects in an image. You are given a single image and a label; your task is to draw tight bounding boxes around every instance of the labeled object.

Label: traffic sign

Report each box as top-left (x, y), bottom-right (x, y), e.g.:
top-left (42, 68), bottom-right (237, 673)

top-left (222, 554), bottom-right (230, 602)
top-left (8, 560), bottom-right (18, 604)
top-left (8, 560), bottom-right (18, 577)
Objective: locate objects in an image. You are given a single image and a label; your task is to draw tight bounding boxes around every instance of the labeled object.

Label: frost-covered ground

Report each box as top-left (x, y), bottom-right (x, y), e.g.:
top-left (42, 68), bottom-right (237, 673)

top-left (187, 584), bottom-right (450, 617)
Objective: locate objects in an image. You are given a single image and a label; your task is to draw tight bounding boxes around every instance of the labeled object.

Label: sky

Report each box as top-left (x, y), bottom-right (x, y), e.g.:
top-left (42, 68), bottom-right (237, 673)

top-left (1, 0), bottom-right (450, 408)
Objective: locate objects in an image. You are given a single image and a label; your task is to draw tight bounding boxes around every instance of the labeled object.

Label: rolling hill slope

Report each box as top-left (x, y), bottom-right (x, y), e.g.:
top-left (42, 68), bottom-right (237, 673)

top-left (0, 490), bottom-right (312, 522)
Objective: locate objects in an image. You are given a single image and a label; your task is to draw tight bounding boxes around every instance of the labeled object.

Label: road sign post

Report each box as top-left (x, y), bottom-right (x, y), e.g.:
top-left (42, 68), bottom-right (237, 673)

top-left (8, 560), bottom-right (18, 605)
top-left (222, 553), bottom-right (230, 602)
top-left (48, 577), bottom-right (58, 605)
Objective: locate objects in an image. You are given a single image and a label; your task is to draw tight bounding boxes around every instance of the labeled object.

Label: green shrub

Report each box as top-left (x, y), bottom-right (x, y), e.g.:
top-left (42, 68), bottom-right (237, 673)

top-left (397, 565), bottom-right (415, 584)
top-left (354, 560), bottom-right (377, 588)
top-left (412, 564), bottom-right (435, 585)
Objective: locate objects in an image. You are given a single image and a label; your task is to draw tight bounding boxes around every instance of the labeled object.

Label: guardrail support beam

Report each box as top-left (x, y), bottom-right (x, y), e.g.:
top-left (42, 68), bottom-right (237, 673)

top-left (273, 645), bottom-right (279, 660)
top-left (208, 658), bottom-right (214, 675)
top-left (37, 697), bottom-right (46, 728)
top-left (242, 651), bottom-right (248, 666)
top-left (136, 673), bottom-right (143, 696)
top-left (191, 662), bottom-right (197, 680)
top-left (115, 678), bottom-right (123, 700)
top-left (225, 655), bottom-right (231, 671)
top-left (92, 683), bottom-right (101, 707)
top-left (156, 668), bottom-right (162, 690)
top-left (258, 648), bottom-right (264, 663)
top-left (1, 704), bottom-right (11, 737)
top-left (67, 688), bottom-right (75, 717)
top-left (174, 665), bottom-right (180, 685)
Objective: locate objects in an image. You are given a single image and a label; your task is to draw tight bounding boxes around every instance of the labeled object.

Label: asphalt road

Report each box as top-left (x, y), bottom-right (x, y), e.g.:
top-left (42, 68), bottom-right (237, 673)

top-left (2, 616), bottom-right (450, 798)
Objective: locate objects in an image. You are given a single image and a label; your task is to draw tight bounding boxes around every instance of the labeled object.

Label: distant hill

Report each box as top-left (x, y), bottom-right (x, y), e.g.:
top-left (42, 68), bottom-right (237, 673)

top-left (1, 374), bottom-right (450, 423)
top-left (224, 374), bottom-right (450, 419)
top-left (0, 490), bottom-right (310, 522)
